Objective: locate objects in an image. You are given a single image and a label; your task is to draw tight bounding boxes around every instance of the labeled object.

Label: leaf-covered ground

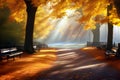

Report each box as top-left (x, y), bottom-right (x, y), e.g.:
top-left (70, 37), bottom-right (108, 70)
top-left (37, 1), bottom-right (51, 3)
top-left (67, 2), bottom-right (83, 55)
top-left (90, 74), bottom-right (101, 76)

top-left (1, 47), bottom-right (120, 80)
top-left (0, 48), bottom-right (57, 80)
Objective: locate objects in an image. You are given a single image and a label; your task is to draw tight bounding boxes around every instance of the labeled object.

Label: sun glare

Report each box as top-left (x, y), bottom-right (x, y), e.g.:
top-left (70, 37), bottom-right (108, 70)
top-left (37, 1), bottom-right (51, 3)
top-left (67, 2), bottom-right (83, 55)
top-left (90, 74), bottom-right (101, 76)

top-left (65, 9), bottom-right (75, 16)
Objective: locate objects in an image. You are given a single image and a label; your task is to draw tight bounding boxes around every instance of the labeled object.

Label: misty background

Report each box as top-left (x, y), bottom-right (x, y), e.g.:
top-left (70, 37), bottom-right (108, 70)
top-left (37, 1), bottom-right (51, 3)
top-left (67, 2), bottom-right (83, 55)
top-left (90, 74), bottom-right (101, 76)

top-left (0, 7), bottom-right (120, 48)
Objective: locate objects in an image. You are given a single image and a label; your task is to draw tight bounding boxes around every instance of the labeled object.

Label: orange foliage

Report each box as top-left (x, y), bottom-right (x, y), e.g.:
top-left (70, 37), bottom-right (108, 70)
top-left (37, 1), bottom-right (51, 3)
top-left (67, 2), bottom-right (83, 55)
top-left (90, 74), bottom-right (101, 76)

top-left (0, 0), bottom-right (120, 30)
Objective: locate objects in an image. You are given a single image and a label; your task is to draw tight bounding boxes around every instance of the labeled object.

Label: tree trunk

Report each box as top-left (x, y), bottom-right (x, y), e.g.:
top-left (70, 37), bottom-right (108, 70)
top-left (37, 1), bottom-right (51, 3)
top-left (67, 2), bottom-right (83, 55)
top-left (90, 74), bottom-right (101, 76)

top-left (24, 0), bottom-right (37, 53)
top-left (107, 23), bottom-right (113, 50)
top-left (92, 23), bottom-right (100, 42)
top-left (114, 0), bottom-right (120, 17)
top-left (106, 2), bottom-right (113, 50)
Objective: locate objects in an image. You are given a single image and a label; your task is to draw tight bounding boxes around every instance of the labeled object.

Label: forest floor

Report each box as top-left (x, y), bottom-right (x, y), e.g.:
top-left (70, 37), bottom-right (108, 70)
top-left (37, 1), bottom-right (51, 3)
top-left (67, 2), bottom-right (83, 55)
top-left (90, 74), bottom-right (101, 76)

top-left (1, 47), bottom-right (120, 80)
top-left (81, 47), bottom-right (120, 70)
top-left (0, 48), bottom-right (57, 80)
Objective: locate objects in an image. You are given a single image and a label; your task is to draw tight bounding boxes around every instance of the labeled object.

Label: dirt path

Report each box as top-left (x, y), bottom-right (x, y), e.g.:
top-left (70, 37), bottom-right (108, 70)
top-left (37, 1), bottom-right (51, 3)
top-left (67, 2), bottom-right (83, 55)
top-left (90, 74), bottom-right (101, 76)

top-left (0, 48), bottom-right (57, 80)
top-left (1, 47), bottom-right (120, 80)
top-left (36, 48), bottom-right (120, 80)
top-left (81, 47), bottom-right (120, 70)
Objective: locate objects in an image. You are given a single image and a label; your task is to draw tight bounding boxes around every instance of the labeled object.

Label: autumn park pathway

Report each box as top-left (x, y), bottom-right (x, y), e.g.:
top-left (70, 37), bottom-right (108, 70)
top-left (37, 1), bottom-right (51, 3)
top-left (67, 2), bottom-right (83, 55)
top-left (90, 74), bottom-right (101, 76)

top-left (1, 47), bottom-right (120, 80)
top-left (37, 48), bottom-right (120, 80)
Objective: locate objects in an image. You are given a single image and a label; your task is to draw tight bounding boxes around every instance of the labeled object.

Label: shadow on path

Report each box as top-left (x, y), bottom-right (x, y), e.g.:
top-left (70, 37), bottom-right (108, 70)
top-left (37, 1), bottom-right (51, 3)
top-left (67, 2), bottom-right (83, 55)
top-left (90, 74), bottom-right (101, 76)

top-left (36, 48), bottom-right (120, 80)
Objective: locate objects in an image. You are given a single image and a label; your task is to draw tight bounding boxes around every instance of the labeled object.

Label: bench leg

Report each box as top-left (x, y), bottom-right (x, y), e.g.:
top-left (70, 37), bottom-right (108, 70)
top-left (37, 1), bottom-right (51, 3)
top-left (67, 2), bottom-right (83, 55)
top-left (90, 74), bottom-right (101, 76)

top-left (7, 56), bottom-right (15, 61)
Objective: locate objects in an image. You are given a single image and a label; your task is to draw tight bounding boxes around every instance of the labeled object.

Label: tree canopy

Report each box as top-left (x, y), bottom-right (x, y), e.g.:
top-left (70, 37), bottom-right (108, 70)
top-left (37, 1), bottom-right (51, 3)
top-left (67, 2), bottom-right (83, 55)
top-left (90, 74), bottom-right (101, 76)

top-left (0, 0), bottom-right (120, 28)
top-left (0, 0), bottom-right (120, 43)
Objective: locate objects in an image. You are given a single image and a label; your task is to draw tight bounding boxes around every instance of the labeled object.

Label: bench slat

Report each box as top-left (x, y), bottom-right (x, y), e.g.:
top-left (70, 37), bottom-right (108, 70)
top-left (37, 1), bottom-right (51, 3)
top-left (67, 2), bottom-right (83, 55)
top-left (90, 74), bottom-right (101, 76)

top-left (0, 47), bottom-right (23, 61)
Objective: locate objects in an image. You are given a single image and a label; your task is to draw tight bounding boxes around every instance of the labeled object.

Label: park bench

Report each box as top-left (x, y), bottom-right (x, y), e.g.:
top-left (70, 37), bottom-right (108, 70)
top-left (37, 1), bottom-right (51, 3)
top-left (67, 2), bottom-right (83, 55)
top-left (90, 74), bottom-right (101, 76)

top-left (105, 48), bottom-right (117, 59)
top-left (0, 47), bottom-right (23, 61)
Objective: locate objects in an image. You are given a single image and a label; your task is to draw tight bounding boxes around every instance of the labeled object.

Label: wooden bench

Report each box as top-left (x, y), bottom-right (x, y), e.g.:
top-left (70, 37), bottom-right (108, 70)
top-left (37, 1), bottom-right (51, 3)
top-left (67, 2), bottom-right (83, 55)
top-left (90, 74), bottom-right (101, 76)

top-left (0, 47), bottom-right (23, 61)
top-left (105, 49), bottom-right (117, 59)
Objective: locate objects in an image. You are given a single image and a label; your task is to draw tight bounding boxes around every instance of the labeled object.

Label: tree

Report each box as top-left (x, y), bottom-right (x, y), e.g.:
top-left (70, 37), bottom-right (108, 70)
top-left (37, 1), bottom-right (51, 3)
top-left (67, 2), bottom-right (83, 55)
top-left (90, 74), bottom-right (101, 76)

top-left (107, 0), bottom-right (120, 50)
top-left (0, 0), bottom-right (120, 53)
top-left (106, 2), bottom-right (113, 50)
top-left (24, 0), bottom-right (37, 53)
top-left (0, 0), bottom-right (69, 53)
top-left (92, 24), bottom-right (100, 42)
top-left (114, 0), bottom-right (120, 17)
top-left (107, 23), bottom-right (113, 50)
top-left (0, 7), bottom-right (24, 48)
top-left (77, 0), bottom-right (120, 50)
top-left (0, 0), bottom-right (48, 53)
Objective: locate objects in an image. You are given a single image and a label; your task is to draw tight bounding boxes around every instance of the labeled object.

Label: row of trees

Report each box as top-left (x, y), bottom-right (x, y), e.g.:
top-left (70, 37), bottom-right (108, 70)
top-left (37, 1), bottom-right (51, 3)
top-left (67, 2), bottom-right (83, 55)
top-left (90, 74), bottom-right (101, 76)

top-left (0, 0), bottom-right (120, 53)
